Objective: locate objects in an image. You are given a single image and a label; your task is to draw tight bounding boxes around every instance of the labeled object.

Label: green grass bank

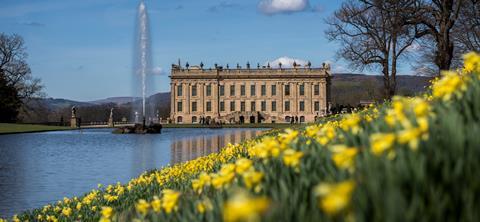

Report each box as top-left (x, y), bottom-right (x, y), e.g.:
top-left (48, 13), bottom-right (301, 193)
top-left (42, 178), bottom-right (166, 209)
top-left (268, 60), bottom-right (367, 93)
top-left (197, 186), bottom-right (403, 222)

top-left (0, 123), bottom-right (71, 135)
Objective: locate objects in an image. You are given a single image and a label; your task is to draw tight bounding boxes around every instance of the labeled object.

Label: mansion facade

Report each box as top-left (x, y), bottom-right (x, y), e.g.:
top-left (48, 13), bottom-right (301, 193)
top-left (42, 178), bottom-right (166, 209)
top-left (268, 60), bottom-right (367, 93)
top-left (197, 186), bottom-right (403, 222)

top-left (170, 62), bottom-right (331, 124)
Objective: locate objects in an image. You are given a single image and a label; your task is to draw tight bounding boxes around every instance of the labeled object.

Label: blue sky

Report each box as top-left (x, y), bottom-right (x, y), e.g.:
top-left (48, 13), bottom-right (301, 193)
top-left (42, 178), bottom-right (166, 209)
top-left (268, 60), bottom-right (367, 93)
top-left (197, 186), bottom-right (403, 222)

top-left (1, 0), bottom-right (363, 101)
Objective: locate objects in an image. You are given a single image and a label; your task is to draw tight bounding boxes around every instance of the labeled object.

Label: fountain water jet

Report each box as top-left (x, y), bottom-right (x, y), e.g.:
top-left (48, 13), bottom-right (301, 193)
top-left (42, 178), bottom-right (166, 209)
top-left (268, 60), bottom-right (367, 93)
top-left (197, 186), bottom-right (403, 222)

top-left (114, 0), bottom-right (161, 133)
top-left (133, 0), bottom-right (153, 124)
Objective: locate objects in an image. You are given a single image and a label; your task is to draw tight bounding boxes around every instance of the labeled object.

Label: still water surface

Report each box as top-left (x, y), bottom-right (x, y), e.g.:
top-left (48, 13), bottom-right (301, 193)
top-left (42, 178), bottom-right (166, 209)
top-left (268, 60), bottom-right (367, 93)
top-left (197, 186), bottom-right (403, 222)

top-left (0, 128), bottom-right (265, 217)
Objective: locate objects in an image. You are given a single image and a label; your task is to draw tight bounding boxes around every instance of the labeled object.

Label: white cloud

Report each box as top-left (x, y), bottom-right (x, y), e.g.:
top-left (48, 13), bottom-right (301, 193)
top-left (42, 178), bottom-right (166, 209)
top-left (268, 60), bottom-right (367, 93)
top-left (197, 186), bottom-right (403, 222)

top-left (265, 56), bottom-right (309, 68)
top-left (152, 66), bottom-right (165, 75)
top-left (406, 41), bottom-right (422, 52)
top-left (258, 0), bottom-right (309, 15)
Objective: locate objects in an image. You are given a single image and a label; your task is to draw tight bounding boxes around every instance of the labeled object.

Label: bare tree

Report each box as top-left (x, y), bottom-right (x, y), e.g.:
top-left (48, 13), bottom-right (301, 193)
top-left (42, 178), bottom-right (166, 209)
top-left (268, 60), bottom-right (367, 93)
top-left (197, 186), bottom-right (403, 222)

top-left (412, 0), bottom-right (464, 73)
top-left (326, 0), bottom-right (417, 99)
top-left (453, 0), bottom-right (480, 53)
top-left (0, 33), bottom-right (43, 122)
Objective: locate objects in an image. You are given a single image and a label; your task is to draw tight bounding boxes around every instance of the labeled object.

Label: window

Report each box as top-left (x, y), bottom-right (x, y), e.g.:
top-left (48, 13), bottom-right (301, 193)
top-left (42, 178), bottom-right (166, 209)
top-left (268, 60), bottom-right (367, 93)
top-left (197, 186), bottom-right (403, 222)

top-left (285, 101), bottom-right (290, 111)
top-left (177, 116), bottom-right (183, 123)
top-left (220, 85), bottom-right (225, 96)
top-left (299, 101), bottom-right (305, 111)
top-left (285, 84), bottom-right (290, 96)
top-left (261, 85), bottom-right (266, 96)
top-left (220, 101), bottom-right (225, 112)
top-left (241, 85), bottom-right (246, 96)
top-left (251, 101), bottom-right (256, 111)
top-left (192, 85), bottom-right (197, 96)
top-left (177, 101), bottom-right (183, 112)
top-left (241, 101), bottom-right (245, 111)
top-left (300, 116), bottom-right (305, 123)
top-left (206, 85), bottom-right (212, 96)
top-left (206, 101), bottom-right (212, 112)
top-left (230, 85), bottom-right (235, 96)
top-left (192, 116), bottom-right (197, 123)
top-left (314, 101), bottom-right (320, 111)
top-left (261, 101), bottom-right (266, 111)
top-left (192, 101), bottom-right (197, 112)
top-left (177, 85), bottom-right (183, 96)
top-left (271, 85), bottom-right (277, 96)
top-left (230, 101), bottom-right (235, 111)
top-left (299, 84), bottom-right (305, 96)
top-left (314, 85), bottom-right (320, 96)
top-left (251, 85), bottom-right (256, 96)
top-left (272, 101), bottom-right (277, 112)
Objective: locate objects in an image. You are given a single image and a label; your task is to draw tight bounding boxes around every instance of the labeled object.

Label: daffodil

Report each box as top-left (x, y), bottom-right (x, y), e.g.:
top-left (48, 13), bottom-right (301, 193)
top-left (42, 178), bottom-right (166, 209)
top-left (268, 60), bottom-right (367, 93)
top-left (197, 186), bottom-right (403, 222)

top-left (196, 199), bottom-right (213, 214)
top-left (314, 180), bottom-right (355, 215)
top-left (101, 206), bottom-right (113, 219)
top-left (370, 133), bottom-right (396, 156)
top-left (397, 127), bottom-right (422, 150)
top-left (282, 149), bottom-right (304, 169)
top-left (432, 71), bottom-right (468, 101)
top-left (151, 196), bottom-right (161, 212)
top-left (242, 170), bottom-right (264, 191)
top-left (235, 158), bottom-right (253, 174)
top-left (223, 191), bottom-right (269, 222)
top-left (135, 199), bottom-right (150, 216)
top-left (61, 207), bottom-right (72, 217)
top-left (463, 52), bottom-right (480, 73)
top-left (330, 145), bottom-right (358, 171)
top-left (161, 189), bottom-right (181, 214)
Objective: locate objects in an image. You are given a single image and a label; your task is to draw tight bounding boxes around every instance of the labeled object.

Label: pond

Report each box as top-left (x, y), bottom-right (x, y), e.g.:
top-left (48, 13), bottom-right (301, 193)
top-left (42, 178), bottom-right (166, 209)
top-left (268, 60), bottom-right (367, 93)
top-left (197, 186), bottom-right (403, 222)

top-left (0, 128), bottom-right (266, 217)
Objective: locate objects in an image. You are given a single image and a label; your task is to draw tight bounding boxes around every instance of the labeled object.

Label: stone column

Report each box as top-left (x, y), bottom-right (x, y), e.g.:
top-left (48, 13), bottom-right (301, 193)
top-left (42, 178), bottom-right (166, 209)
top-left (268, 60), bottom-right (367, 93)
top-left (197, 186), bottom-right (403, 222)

top-left (186, 83), bottom-right (190, 115)
top-left (295, 82), bottom-right (299, 115)
top-left (311, 82), bottom-right (314, 114)
top-left (171, 82), bottom-right (175, 122)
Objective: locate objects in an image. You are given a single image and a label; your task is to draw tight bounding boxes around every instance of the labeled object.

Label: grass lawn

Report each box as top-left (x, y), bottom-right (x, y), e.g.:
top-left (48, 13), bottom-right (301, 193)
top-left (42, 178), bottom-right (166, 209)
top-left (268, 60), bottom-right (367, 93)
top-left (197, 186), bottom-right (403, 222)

top-left (0, 123), bottom-right (72, 135)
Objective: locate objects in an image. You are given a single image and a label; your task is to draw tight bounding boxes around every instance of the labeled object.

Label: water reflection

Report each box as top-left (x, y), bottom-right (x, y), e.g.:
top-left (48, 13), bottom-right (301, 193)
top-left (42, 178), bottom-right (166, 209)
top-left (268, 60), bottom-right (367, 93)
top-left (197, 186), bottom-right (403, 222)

top-left (170, 130), bottom-right (263, 164)
top-left (0, 128), bottom-right (265, 217)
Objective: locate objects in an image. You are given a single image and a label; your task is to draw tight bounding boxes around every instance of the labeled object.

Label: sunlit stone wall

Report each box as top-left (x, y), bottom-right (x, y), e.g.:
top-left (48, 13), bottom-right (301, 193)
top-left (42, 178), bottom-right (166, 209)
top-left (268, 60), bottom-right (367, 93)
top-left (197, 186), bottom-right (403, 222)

top-left (170, 64), bottom-right (331, 124)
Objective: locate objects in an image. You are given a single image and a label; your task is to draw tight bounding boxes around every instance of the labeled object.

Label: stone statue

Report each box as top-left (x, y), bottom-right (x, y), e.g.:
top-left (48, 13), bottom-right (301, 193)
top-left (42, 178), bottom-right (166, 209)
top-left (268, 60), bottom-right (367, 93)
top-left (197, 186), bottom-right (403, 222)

top-left (108, 108), bottom-right (114, 127)
top-left (325, 63), bottom-right (331, 70)
top-left (110, 108), bottom-right (114, 119)
top-left (71, 106), bottom-right (77, 118)
top-left (71, 106), bottom-right (78, 128)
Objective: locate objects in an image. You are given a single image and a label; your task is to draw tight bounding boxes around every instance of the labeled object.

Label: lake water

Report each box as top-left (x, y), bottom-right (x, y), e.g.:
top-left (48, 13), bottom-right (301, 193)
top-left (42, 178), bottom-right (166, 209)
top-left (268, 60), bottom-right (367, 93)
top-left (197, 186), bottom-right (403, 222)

top-left (0, 128), bottom-right (265, 217)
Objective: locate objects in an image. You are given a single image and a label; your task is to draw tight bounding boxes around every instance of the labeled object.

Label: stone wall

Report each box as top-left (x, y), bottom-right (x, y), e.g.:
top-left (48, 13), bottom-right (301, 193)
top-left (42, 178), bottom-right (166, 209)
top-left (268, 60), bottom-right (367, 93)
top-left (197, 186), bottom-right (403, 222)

top-left (170, 66), bottom-right (331, 123)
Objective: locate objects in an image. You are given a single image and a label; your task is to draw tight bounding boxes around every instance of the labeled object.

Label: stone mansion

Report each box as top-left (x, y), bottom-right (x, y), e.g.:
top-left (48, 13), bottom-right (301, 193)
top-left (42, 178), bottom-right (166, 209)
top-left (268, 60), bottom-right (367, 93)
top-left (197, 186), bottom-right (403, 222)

top-left (169, 62), bottom-right (331, 124)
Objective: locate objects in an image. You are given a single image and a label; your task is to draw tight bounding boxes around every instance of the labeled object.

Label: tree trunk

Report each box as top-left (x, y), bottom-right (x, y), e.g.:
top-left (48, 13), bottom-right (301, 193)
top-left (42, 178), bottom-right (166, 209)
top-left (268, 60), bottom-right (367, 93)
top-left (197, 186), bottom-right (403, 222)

top-left (382, 60), bottom-right (392, 100)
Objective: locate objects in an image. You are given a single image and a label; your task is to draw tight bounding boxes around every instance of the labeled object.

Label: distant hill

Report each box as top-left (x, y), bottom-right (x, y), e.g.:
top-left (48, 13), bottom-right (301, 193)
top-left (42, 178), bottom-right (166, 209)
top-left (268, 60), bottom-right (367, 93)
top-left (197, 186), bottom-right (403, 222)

top-left (87, 97), bottom-right (140, 105)
top-left (18, 74), bottom-right (431, 123)
top-left (331, 73), bottom-right (431, 105)
top-left (29, 98), bottom-right (92, 110)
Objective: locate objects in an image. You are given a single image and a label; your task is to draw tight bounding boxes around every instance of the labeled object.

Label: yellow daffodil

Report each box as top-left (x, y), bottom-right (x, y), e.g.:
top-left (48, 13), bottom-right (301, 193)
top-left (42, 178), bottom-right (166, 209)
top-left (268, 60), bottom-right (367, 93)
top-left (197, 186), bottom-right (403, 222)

top-left (314, 180), bottom-right (355, 215)
top-left (101, 206), bottom-right (113, 219)
top-left (135, 199), bottom-right (150, 216)
top-left (196, 199), bottom-right (213, 214)
top-left (282, 149), bottom-right (304, 168)
top-left (432, 71), bottom-right (467, 101)
top-left (397, 127), bottom-right (422, 150)
top-left (223, 191), bottom-right (269, 222)
top-left (242, 170), bottom-right (264, 191)
top-left (330, 145), bottom-right (359, 170)
top-left (370, 133), bottom-right (396, 156)
top-left (61, 207), bottom-right (72, 217)
top-left (151, 196), bottom-right (161, 212)
top-left (161, 189), bottom-right (181, 214)
top-left (463, 52), bottom-right (480, 73)
top-left (235, 158), bottom-right (253, 174)
top-left (340, 113), bottom-right (361, 134)
top-left (75, 203), bottom-right (82, 210)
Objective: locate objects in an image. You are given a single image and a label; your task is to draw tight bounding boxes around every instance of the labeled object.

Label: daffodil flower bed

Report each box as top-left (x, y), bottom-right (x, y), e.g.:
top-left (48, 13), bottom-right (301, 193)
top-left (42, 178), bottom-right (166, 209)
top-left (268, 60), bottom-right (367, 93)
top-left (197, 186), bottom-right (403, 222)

top-left (4, 52), bottom-right (480, 222)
